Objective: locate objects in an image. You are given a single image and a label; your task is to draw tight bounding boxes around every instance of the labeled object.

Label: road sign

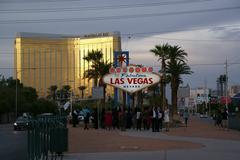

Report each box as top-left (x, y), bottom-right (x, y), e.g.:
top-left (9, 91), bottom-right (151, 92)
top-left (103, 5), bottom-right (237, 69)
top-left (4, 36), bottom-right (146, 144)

top-left (103, 66), bottom-right (160, 93)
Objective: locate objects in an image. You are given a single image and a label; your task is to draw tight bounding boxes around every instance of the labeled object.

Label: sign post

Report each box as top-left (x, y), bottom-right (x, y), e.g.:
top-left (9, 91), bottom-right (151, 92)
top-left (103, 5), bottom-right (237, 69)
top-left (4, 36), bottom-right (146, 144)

top-left (92, 87), bottom-right (104, 129)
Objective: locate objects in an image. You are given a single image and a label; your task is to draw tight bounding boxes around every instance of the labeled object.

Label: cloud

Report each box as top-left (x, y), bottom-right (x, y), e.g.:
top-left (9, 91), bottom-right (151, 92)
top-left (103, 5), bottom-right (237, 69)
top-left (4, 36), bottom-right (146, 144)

top-left (1, 0), bottom-right (240, 88)
top-left (123, 25), bottom-right (240, 88)
top-left (209, 24), bottom-right (240, 40)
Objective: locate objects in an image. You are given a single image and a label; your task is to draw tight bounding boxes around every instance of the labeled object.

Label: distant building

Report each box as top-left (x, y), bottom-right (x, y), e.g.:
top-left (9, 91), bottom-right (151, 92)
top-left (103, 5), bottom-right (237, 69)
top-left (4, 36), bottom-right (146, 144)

top-left (229, 85), bottom-right (240, 97)
top-left (14, 32), bottom-right (121, 97)
top-left (190, 87), bottom-right (210, 112)
top-left (177, 84), bottom-right (190, 110)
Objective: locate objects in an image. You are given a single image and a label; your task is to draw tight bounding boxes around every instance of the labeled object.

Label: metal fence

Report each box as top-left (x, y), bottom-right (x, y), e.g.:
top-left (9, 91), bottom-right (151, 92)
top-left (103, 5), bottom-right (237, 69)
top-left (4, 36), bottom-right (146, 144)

top-left (28, 115), bottom-right (68, 160)
top-left (229, 115), bottom-right (240, 131)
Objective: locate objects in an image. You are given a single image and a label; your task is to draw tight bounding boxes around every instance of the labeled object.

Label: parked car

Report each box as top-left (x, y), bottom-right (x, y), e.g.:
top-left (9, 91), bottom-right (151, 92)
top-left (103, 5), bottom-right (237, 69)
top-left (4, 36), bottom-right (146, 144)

top-left (200, 114), bottom-right (208, 118)
top-left (13, 116), bottom-right (30, 130)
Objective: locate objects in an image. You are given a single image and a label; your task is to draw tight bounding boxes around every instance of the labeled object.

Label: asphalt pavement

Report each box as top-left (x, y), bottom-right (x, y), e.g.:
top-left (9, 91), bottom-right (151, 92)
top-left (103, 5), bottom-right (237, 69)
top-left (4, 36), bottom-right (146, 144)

top-left (0, 124), bottom-right (27, 160)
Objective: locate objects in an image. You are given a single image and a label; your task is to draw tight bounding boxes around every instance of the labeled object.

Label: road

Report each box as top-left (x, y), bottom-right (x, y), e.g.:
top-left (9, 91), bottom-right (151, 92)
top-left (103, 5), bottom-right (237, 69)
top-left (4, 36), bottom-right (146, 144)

top-left (0, 124), bottom-right (27, 160)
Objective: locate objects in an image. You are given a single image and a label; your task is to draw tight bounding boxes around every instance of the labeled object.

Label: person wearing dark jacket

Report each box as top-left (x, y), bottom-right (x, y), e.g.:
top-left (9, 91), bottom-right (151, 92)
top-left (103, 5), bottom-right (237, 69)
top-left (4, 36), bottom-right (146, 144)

top-left (221, 108), bottom-right (228, 130)
top-left (84, 112), bottom-right (90, 130)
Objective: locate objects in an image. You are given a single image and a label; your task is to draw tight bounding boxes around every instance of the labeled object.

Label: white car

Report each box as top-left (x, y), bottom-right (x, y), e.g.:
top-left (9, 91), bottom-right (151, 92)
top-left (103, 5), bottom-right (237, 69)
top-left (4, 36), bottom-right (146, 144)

top-left (200, 114), bottom-right (208, 118)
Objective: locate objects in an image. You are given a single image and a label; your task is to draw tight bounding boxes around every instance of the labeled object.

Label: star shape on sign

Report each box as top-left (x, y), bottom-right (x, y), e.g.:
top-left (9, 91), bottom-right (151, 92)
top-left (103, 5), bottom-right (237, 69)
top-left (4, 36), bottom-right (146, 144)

top-left (117, 54), bottom-right (127, 66)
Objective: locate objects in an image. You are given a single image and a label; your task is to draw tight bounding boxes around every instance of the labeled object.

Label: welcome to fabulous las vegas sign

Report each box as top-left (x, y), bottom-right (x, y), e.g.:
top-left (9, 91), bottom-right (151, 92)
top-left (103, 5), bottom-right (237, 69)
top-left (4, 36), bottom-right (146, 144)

top-left (103, 66), bottom-right (161, 93)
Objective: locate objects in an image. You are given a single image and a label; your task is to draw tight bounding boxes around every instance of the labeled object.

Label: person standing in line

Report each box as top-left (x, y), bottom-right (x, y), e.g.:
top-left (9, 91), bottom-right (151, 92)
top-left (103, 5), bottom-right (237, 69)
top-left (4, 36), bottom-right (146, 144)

top-left (147, 109), bottom-right (152, 130)
top-left (72, 110), bottom-right (78, 128)
top-left (164, 108), bottom-right (170, 132)
top-left (119, 107), bottom-right (124, 131)
top-left (136, 108), bottom-right (142, 131)
top-left (112, 108), bottom-right (119, 129)
top-left (158, 107), bottom-right (164, 131)
top-left (152, 107), bottom-right (156, 132)
top-left (155, 107), bottom-right (160, 132)
top-left (122, 110), bottom-right (128, 131)
top-left (84, 112), bottom-right (90, 130)
top-left (221, 108), bottom-right (228, 131)
top-left (143, 109), bottom-right (148, 130)
top-left (126, 109), bottom-right (132, 129)
top-left (92, 108), bottom-right (98, 129)
top-left (215, 109), bottom-right (223, 129)
top-left (132, 112), bottom-right (137, 130)
top-left (101, 108), bottom-right (105, 129)
top-left (183, 109), bottom-right (189, 127)
top-left (104, 111), bottom-right (113, 130)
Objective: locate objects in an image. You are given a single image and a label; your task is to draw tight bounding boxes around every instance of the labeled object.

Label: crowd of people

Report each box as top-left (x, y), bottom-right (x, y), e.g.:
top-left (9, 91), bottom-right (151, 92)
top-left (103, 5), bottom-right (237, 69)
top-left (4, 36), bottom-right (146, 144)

top-left (72, 106), bottom-right (172, 132)
top-left (71, 105), bottom-right (231, 132)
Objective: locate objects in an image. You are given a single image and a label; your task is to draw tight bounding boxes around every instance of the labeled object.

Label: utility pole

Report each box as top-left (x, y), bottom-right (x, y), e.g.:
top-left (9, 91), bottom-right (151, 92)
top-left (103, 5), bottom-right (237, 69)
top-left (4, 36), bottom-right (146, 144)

top-left (225, 58), bottom-right (228, 109)
top-left (204, 79), bottom-right (208, 114)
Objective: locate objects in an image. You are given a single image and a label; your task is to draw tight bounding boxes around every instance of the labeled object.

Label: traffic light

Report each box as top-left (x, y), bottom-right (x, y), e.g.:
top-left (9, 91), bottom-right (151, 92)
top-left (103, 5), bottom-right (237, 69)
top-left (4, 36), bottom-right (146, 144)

top-left (208, 94), bottom-right (211, 101)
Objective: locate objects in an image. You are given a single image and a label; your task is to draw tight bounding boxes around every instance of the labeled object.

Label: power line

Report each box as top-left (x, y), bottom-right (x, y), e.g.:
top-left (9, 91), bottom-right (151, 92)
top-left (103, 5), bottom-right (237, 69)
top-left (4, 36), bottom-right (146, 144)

top-left (0, 24), bottom-right (240, 40)
top-left (1, 62), bottom-right (240, 70)
top-left (128, 36), bottom-right (240, 42)
top-left (0, 6), bottom-right (239, 24)
top-left (0, 0), bottom-right (213, 13)
top-left (0, 0), bottom-right (220, 4)
top-left (0, 0), bottom-right (88, 4)
top-left (2, 34), bottom-right (240, 42)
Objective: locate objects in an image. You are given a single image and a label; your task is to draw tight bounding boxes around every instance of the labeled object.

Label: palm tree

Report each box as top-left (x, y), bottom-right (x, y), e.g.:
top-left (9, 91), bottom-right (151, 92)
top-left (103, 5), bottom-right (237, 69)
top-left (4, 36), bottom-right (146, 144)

top-left (168, 45), bottom-right (187, 63)
top-left (83, 50), bottom-right (112, 103)
top-left (83, 50), bottom-right (104, 86)
top-left (150, 43), bottom-right (170, 109)
top-left (56, 85), bottom-right (71, 101)
top-left (166, 47), bottom-right (192, 115)
top-left (78, 85), bottom-right (86, 99)
top-left (47, 85), bottom-right (58, 100)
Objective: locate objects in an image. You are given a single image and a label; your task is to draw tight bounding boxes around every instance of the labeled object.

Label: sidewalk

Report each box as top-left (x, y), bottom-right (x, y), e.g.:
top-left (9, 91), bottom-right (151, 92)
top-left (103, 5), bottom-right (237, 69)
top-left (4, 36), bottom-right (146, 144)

top-left (64, 116), bottom-right (240, 160)
top-left (68, 127), bottom-right (202, 153)
top-left (166, 116), bottom-right (240, 141)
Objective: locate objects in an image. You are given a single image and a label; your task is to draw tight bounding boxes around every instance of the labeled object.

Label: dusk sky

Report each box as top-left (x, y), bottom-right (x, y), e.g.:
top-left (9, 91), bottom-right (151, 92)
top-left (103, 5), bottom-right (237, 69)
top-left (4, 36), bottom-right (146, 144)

top-left (0, 0), bottom-right (240, 90)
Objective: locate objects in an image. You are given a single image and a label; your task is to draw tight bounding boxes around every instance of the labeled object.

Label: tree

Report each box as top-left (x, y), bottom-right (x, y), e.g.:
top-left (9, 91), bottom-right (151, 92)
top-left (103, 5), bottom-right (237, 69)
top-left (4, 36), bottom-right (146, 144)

top-left (83, 50), bottom-right (112, 103)
top-left (83, 50), bottom-right (104, 86)
top-left (62, 85), bottom-right (71, 100)
top-left (150, 44), bottom-right (170, 109)
top-left (166, 45), bottom-right (192, 115)
top-left (47, 85), bottom-right (58, 100)
top-left (78, 85), bottom-right (86, 98)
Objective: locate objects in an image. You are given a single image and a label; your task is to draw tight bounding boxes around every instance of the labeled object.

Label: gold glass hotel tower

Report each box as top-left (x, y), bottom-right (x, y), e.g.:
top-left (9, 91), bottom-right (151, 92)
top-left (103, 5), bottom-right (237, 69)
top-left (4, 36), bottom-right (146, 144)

top-left (14, 32), bottom-right (121, 97)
